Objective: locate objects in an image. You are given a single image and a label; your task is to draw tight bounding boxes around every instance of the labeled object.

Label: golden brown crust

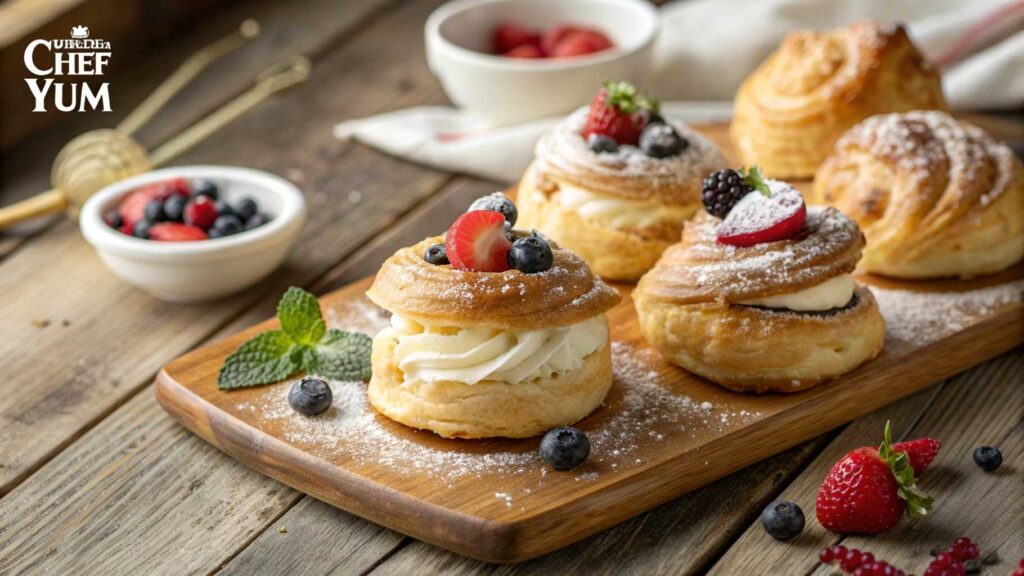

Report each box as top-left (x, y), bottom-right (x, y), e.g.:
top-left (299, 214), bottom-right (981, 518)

top-left (534, 107), bottom-right (727, 206)
top-left (368, 335), bottom-right (613, 438)
top-left (813, 111), bottom-right (1024, 278)
top-left (635, 208), bottom-right (865, 305)
top-left (516, 164), bottom-right (684, 282)
top-left (731, 21), bottom-right (946, 179)
top-left (633, 286), bottom-right (885, 393)
top-left (366, 236), bottom-right (621, 330)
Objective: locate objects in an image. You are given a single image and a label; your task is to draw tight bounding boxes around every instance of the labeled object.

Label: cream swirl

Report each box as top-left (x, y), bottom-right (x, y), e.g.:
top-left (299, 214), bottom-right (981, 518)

top-left (738, 274), bottom-right (855, 311)
top-left (378, 314), bottom-right (608, 385)
top-left (556, 182), bottom-right (694, 230)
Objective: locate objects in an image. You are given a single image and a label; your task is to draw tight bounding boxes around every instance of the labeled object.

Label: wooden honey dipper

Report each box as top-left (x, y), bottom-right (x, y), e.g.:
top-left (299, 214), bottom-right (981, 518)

top-left (0, 20), bottom-right (311, 229)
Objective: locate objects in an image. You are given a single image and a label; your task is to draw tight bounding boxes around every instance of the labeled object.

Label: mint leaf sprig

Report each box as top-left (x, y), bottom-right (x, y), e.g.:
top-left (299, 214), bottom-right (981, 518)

top-left (739, 166), bottom-right (772, 197)
top-left (218, 287), bottom-right (372, 390)
top-left (878, 420), bottom-right (935, 519)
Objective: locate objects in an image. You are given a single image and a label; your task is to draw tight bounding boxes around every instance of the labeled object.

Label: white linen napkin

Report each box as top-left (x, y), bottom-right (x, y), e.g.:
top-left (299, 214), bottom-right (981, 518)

top-left (335, 0), bottom-right (1024, 183)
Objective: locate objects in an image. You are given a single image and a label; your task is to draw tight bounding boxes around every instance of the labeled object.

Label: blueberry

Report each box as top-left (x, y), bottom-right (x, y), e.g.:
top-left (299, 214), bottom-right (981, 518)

top-left (144, 199), bottom-right (166, 222)
top-left (587, 133), bottom-right (618, 154)
top-left (973, 446), bottom-right (1003, 471)
top-left (105, 211), bottom-right (123, 229)
top-left (213, 214), bottom-right (244, 236)
top-left (163, 194), bottom-right (188, 222)
top-left (761, 500), bottom-right (805, 540)
top-left (508, 233), bottom-right (553, 273)
top-left (132, 220), bottom-right (153, 239)
top-left (540, 427), bottom-right (590, 470)
top-left (192, 178), bottom-right (218, 200)
top-left (245, 213), bottom-right (271, 230)
top-left (639, 123), bottom-right (688, 158)
top-left (468, 192), bottom-right (517, 226)
top-left (214, 200), bottom-right (236, 218)
top-left (207, 227), bottom-right (225, 239)
top-left (424, 243), bottom-right (449, 265)
top-left (288, 377), bottom-right (332, 416)
top-left (235, 197), bottom-right (258, 221)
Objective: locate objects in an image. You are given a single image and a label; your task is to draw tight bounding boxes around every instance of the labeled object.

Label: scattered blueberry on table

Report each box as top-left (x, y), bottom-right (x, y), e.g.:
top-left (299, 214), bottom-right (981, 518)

top-left (288, 376), bottom-right (333, 416)
top-left (109, 177), bottom-right (272, 242)
top-left (761, 500), bottom-right (805, 540)
top-left (972, 445), bottom-right (1002, 471)
top-left (539, 426), bottom-right (590, 470)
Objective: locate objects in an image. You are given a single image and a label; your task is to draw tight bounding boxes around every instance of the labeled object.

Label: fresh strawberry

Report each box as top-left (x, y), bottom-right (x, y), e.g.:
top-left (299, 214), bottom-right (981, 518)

top-left (148, 222), bottom-right (208, 242)
top-left (540, 24), bottom-right (580, 55)
top-left (892, 437), bottom-right (941, 476)
top-left (582, 81), bottom-right (657, 145)
top-left (444, 210), bottom-right (511, 272)
top-left (716, 170), bottom-right (807, 247)
top-left (504, 44), bottom-right (544, 59)
top-left (492, 22), bottom-right (539, 55)
top-left (118, 182), bottom-right (176, 228)
top-left (550, 29), bottom-right (613, 58)
top-left (184, 196), bottom-right (219, 231)
top-left (816, 422), bottom-right (935, 534)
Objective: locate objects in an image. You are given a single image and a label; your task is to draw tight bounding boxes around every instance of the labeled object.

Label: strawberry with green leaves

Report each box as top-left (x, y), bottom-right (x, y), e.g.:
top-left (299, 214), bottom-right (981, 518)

top-left (582, 81), bottom-right (658, 146)
top-left (816, 422), bottom-right (939, 534)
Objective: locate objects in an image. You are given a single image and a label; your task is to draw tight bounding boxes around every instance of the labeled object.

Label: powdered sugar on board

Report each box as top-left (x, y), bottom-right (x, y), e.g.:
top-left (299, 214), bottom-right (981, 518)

top-left (232, 337), bottom-right (758, 496)
top-left (872, 279), bottom-right (1024, 347)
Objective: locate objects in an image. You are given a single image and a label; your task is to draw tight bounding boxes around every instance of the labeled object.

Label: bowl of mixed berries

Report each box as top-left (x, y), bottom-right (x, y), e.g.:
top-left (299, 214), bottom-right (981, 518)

top-left (80, 166), bottom-right (305, 302)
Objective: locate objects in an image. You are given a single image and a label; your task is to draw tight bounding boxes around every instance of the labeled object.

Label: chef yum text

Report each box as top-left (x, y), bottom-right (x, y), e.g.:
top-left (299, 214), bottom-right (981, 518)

top-left (23, 33), bottom-right (112, 112)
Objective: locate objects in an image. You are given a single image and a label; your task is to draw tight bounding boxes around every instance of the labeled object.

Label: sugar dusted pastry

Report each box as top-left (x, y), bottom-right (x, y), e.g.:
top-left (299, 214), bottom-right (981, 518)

top-left (634, 168), bottom-right (885, 393)
top-left (365, 196), bottom-right (621, 438)
top-left (731, 21), bottom-right (946, 179)
top-left (813, 111), bottom-right (1024, 279)
top-left (517, 82), bottom-right (727, 281)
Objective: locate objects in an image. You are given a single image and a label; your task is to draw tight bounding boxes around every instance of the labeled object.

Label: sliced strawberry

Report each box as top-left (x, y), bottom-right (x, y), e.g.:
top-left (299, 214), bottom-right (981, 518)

top-left (716, 184), bottom-right (807, 247)
top-left (540, 24), bottom-right (580, 55)
top-left (581, 81), bottom-right (655, 145)
top-left (444, 210), bottom-right (511, 272)
top-left (550, 30), bottom-right (613, 58)
top-left (504, 44), bottom-right (544, 59)
top-left (118, 182), bottom-right (176, 228)
top-left (492, 23), bottom-right (539, 55)
top-left (893, 438), bottom-right (941, 476)
top-left (148, 222), bottom-right (208, 242)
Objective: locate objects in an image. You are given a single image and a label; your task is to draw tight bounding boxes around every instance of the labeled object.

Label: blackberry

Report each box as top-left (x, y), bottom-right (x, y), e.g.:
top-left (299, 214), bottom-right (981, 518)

top-left (702, 168), bottom-right (753, 218)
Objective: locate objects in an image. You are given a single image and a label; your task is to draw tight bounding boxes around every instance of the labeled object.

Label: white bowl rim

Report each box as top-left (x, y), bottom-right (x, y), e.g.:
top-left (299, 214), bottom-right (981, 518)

top-left (80, 165), bottom-right (305, 259)
top-left (425, 0), bottom-right (659, 70)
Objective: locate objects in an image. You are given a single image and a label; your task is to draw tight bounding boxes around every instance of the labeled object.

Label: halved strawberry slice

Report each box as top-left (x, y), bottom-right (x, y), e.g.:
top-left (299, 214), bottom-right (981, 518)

top-left (148, 222), bottom-right (208, 242)
top-left (716, 184), bottom-right (807, 247)
top-left (540, 24), bottom-right (580, 55)
top-left (444, 211), bottom-right (511, 272)
top-left (493, 23), bottom-right (539, 55)
top-left (118, 181), bottom-right (178, 228)
top-left (550, 30), bottom-right (613, 58)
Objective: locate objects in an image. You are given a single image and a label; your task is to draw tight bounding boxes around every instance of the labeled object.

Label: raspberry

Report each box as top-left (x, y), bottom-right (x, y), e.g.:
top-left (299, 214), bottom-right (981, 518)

top-left (702, 168), bottom-right (753, 218)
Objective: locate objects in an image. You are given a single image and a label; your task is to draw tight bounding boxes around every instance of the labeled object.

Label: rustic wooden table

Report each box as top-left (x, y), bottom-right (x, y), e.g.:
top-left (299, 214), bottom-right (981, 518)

top-left (0, 1), bottom-right (1020, 574)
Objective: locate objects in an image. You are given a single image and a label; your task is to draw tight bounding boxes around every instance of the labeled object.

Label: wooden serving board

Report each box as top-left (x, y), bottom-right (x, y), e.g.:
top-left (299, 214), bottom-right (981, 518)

top-left (156, 123), bottom-right (1024, 563)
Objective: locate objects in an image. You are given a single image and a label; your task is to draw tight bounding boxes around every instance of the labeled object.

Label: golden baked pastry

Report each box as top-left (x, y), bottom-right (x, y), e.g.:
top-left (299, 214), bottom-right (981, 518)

top-left (366, 236), bottom-right (621, 438)
top-left (731, 21), bottom-right (946, 179)
top-left (517, 91), bottom-right (727, 282)
top-left (634, 199), bottom-right (885, 393)
top-left (813, 111), bottom-right (1024, 279)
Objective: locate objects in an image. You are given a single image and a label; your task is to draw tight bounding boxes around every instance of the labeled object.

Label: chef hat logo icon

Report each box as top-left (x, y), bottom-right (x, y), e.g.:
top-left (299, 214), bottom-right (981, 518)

top-left (71, 25), bottom-right (89, 39)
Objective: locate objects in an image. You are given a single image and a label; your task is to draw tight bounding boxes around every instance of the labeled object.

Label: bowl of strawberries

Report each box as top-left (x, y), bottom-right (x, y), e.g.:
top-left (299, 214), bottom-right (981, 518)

top-left (80, 165), bottom-right (305, 302)
top-left (426, 0), bottom-right (659, 125)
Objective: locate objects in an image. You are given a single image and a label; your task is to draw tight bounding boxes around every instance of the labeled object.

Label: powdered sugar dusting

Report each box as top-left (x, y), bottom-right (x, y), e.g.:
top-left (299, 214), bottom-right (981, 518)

top-left (872, 280), bottom-right (1023, 347)
top-left (717, 180), bottom-right (804, 238)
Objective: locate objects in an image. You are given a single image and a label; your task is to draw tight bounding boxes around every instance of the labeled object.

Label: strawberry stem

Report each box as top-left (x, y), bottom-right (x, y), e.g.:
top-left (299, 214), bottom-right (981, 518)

top-left (878, 420), bottom-right (935, 519)
top-left (603, 81), bottom-right (659, 114)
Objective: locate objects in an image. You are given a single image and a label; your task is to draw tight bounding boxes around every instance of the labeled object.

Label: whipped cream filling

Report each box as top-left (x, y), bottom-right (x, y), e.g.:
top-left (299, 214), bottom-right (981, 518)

top-left (738, 274), bottom-right (856, 311)
top-left (555, 182), bottom-right (691, 230)
top-left (378, 314), bottom-right (608, 386)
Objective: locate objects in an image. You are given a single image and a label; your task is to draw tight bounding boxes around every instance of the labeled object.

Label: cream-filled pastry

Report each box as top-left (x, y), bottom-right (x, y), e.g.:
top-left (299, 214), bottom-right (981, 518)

top-left (634, 168), bottom-right (885, 393)
top-left (517, 82), bottom-right (727, 281)
top-left (366, 198), bottom-right (620, 438)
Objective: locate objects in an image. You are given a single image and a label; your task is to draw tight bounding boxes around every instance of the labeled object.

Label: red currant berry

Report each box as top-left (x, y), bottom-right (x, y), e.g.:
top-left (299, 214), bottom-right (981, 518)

top-left (841, 549), bottom-right (864, 572)
top-left (819, 547), bottom-right (836, 564)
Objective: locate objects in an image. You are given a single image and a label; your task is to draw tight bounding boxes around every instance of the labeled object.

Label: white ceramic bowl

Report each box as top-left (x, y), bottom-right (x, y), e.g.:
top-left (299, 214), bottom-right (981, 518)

top-left (80, 166), bottom-right (306, 302)
top-left (426, 0), bottom-right (660, 125)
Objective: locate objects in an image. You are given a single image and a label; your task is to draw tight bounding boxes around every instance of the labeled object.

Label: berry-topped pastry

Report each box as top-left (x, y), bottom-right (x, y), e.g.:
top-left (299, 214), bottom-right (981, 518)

top-left (365, 193), bottom-right (621, 438)
top-left (516, 81), bottom-right (727, 282)
top-left (632, 168), bottom-right (885, 393)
